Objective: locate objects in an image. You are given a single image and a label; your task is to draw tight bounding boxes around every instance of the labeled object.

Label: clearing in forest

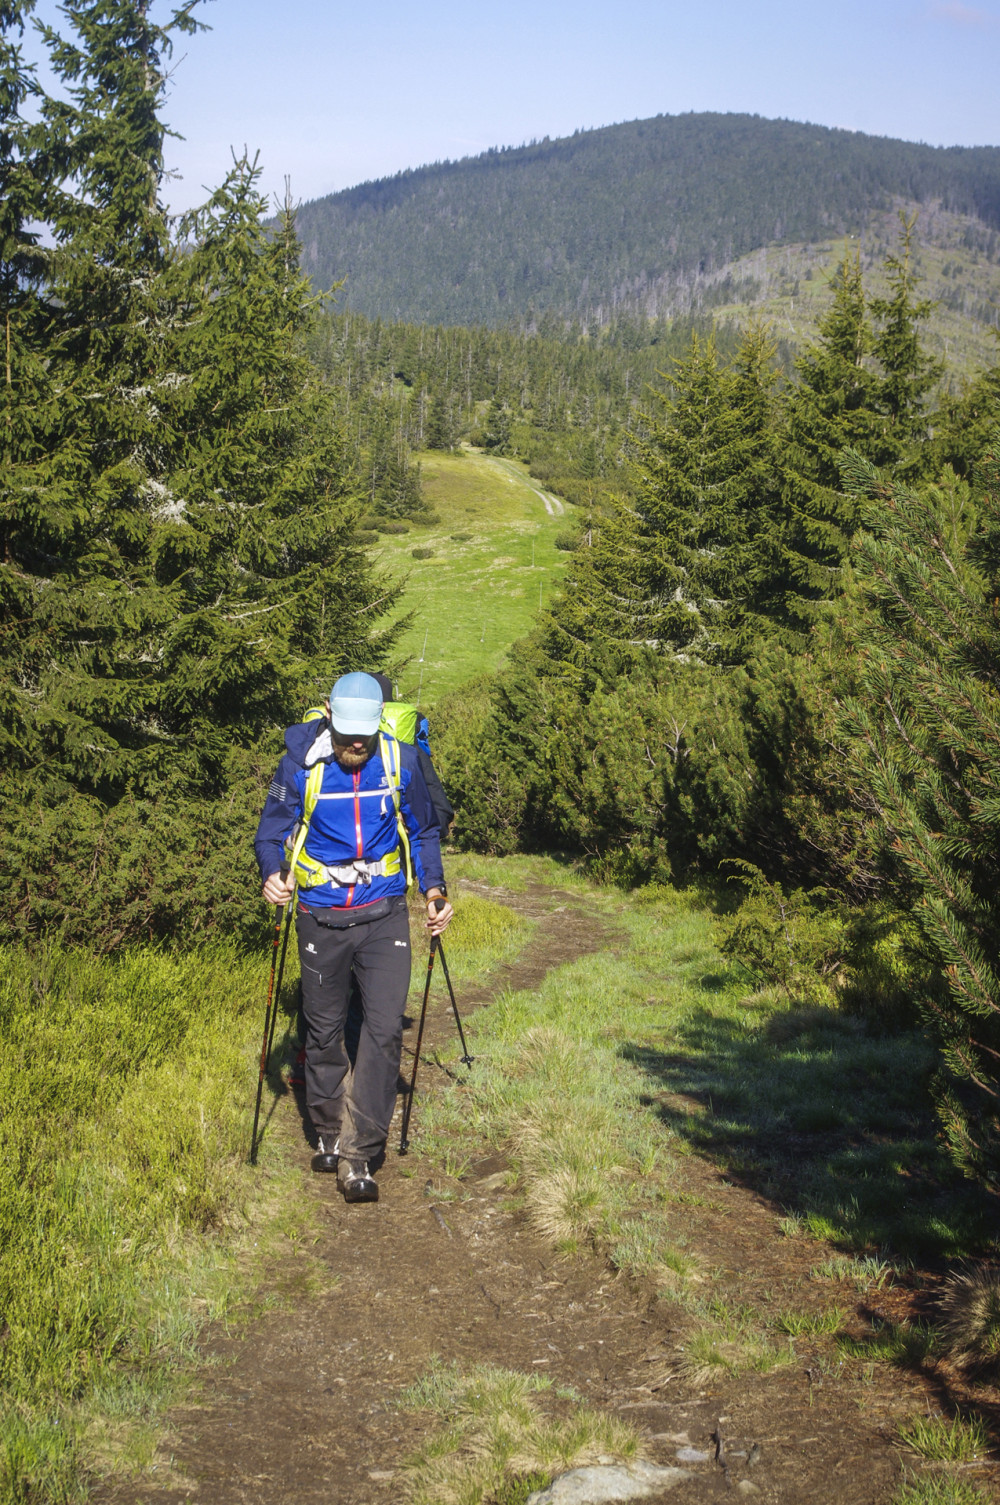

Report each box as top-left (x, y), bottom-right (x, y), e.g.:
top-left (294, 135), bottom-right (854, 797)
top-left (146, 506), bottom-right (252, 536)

top-left (374, 447), bottom-right (572, 704)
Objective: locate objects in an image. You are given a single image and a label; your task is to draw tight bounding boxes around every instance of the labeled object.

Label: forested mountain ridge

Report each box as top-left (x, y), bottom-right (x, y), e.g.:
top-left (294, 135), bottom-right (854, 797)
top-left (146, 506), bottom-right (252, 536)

top-left (295, 112), bottom-right (1000, 327)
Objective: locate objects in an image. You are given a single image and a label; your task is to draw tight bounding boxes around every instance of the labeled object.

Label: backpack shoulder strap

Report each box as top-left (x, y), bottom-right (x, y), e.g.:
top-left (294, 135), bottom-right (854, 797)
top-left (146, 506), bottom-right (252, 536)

top-left (286, 761), bottom-right (325, 889)
top-left (379, 732), bottom-right (413, 888)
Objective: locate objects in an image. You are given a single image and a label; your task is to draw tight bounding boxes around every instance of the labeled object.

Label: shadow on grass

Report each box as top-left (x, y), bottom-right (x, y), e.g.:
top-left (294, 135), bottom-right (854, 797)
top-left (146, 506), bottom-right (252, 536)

top-left (623, 1004), bottom-right (998, 1261)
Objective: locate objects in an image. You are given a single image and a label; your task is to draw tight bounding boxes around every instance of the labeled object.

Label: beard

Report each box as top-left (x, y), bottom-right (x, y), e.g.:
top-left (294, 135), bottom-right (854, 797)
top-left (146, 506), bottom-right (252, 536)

top-left (333, 738), bottom-right (376, 771)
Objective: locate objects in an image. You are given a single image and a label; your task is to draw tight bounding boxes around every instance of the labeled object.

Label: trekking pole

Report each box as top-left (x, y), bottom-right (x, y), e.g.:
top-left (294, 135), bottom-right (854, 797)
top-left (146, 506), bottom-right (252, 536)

top-left (399, 903), bottom-right (475, 1154)
top-left (250, 882), bottom-right (294, 1165)
top-left (435, 935), bottom-right (474, 1067)
top-left (399, 931), bottom-right (439, 1155)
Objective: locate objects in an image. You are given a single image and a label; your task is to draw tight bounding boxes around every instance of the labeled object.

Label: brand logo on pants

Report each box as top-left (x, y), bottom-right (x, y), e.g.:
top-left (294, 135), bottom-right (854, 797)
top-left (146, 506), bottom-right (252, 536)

top-left (395, 940), bottom-right (408, 947)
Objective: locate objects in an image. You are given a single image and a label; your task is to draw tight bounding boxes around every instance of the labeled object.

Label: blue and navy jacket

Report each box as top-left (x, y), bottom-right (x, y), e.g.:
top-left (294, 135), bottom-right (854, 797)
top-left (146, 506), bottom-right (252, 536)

top-left (254, 720), bottom-right (445, 909)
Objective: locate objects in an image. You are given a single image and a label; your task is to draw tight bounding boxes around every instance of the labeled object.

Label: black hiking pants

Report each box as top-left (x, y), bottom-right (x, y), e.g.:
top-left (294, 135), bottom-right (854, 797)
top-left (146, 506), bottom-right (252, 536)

top-left (296, 895), bottom-right (412, 1162)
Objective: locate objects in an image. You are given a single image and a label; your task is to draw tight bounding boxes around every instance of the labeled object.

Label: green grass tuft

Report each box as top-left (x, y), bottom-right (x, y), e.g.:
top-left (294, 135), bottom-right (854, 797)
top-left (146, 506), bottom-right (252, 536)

top-left (398, 1359), bottom-right (638, 1505)
top-left (776, 1307), bottom-right (847, 1337)
top-left (892, 1473), bottom-right (990, 1504)
top-left (895, 1414), bottom-right (988, 1464)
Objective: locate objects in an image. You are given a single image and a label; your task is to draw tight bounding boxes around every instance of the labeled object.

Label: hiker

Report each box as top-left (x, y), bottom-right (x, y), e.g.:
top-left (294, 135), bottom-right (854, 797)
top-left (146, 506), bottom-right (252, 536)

top-left (255, 672), bottom-right (453, 1204)
top-left (288, 672), bottom-right (455, 1088)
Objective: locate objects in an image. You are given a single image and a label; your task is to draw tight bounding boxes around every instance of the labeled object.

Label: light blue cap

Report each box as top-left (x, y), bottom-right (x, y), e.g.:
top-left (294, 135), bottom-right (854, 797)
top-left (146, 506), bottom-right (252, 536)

top-left (329, 672), bottom-right (383, 735)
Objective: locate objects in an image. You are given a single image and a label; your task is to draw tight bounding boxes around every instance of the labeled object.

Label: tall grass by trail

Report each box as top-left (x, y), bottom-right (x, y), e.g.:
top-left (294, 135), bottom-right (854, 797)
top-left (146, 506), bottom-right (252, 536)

top-left (0, 942), bottom-right (273, 1502)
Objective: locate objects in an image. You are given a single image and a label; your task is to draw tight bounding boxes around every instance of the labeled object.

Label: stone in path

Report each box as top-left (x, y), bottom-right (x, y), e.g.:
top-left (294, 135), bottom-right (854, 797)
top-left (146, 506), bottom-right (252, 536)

top-left (527, 1460), bottom-right (693, 1504)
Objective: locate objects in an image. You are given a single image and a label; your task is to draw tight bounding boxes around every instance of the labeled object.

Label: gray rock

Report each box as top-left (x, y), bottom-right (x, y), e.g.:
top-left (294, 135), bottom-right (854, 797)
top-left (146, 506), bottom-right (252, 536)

top-left (675, 1447), bottom-right (710, 1463)
top-left (527, 1461), bottom-right (693, 1504)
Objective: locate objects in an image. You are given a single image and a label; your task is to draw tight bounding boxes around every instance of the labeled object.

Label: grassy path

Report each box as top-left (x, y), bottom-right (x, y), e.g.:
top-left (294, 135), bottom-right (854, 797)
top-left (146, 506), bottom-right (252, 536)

top-left (88, 858), bottom-right (1000, 1505)
top-left (373, 448), bottom-right (572, 704)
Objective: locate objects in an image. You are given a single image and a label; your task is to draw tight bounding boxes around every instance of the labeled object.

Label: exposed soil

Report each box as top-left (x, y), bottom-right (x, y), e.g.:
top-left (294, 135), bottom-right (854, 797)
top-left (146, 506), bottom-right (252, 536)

top-left (93, 884), bottom-right (1000, 1505)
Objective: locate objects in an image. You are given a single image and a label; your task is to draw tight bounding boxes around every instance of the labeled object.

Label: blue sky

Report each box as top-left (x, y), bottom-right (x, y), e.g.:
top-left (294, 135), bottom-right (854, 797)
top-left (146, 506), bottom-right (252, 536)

top-left (36, 0), bottom-right (1000, 213)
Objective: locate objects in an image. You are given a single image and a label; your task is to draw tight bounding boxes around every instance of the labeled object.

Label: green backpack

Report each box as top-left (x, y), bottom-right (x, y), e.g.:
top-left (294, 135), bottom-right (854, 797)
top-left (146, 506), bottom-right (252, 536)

top-left (379, 700), bottom-right (418, 744)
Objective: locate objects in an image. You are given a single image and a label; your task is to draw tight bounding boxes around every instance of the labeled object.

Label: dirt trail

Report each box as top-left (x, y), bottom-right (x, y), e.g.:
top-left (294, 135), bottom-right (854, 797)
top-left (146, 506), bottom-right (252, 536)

top-left (93, 886), bottom-right (983, 1505)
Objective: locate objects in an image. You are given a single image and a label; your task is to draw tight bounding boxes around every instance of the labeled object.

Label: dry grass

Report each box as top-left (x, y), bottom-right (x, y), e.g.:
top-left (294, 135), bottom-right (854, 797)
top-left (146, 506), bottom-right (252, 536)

top-left (398, 1360), bottom-right (640, 1505)
top-left (938, 1266), bottom-right (1000, 1374)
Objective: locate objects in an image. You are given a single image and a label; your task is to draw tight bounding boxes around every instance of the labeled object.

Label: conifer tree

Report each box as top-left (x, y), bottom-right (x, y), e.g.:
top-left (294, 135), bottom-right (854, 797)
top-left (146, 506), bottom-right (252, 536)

top-left (482, 392), bottom-right (513, 454)
top-left (546, 325), bottom-right (787, 674)
top-left (1, 0), bottom-right (201, 791)
top-left (0, 0), bottom-right (59, 762)
top-left (929, 332), bottom-right (1000, 480)
top-left (783, 225), bottom-right (942, 621)
top-left (424, 385), bottom-right (459, 450)
top-left (0, 6), bottom-right (402, 944)
top-left (166, 160), bottom-right (401, 755)
top-left (839, 442), bottom-right (1000, 1188)
top-left (782, 249), bottom-right (883, 617)
top-left (869, 213), bottom-right (943, 474)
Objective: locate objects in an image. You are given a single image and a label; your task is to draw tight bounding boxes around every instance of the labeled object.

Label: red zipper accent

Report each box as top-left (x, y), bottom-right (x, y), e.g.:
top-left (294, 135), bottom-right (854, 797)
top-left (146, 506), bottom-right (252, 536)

top-left (345, 769), bottom-right (363, 909)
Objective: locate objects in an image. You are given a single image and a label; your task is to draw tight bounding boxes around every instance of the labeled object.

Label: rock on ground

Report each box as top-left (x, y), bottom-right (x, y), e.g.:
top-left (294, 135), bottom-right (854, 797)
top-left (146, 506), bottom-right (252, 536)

top-left (527, 1460), bottom-right (693, 1504)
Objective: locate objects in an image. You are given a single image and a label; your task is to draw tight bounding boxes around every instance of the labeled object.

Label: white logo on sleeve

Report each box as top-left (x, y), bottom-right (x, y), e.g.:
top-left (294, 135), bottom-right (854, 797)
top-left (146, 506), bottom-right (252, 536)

top-left (306, 942), bottom-right (317, 954)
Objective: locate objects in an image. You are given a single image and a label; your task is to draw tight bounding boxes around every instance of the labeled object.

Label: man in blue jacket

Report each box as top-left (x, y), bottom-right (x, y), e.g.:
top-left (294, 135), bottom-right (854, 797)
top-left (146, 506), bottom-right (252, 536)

top-left (255, 672), bottom-right (453, 1203)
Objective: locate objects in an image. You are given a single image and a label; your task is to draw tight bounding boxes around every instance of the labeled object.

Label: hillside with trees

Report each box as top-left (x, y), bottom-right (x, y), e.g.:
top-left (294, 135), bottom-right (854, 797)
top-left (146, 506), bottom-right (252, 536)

top-left (294, 112), bottom-right (1000, 329)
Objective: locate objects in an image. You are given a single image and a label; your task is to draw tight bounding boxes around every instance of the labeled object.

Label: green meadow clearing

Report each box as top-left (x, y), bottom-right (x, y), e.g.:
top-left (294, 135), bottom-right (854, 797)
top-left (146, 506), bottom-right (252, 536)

top-left (376, 448), bottom-right (572, 704)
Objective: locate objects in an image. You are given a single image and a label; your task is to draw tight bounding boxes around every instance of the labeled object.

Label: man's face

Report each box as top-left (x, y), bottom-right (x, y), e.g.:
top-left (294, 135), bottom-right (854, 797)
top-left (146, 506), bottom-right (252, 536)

top-left (331, 727), bottom-right (377, 771)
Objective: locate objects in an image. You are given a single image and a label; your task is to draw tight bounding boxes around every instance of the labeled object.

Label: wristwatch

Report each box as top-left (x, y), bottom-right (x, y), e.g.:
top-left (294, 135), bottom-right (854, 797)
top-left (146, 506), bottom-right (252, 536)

top-left (427, 884), bottom-right (448, 898)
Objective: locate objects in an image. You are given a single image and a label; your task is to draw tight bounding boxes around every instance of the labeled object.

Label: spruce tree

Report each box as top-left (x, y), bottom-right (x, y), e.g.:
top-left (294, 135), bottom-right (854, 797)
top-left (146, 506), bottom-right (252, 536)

top-left (0, 8), bottom-right (402, 945)
top-left (782, 249), bottom-right (883, 618)
top-left (167, 160), bottom-right (402, 747)
top-left (482, 393), bottom-right (513, 454)
top-left (869, 213), bottom-right (943, 474)
top-left (840, 442), bottom-right (1000, 1189)
top-left (0, 0), bottom-right (59, 764)
top-left (930, 330), bottom-right (1000, 480)
top-left (425, 385), bottom-right (459, 450)
top-left (547, 325), bottom-right (787, 673)
top-left (783, 225), bottom-right (942, 622)
top-left (2, 0), bottom-right (202, 793)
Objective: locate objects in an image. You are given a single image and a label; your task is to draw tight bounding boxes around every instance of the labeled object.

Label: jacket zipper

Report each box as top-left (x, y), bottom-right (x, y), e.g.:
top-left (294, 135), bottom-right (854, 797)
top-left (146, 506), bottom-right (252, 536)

top-left (345, 769), bottom-right (363, 908)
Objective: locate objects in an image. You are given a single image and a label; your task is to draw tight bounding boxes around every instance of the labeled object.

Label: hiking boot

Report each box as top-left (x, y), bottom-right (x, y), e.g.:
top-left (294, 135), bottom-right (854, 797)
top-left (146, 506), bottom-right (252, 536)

top-left (338, 1158), bottom-right (378, 1203)
top-left (311, 1134), bottom-right (340, 1173)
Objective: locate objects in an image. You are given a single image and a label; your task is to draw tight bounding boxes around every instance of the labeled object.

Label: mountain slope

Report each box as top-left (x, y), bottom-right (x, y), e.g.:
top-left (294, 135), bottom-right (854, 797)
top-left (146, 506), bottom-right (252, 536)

top-left (296, 112), bottom-right (1000, 327)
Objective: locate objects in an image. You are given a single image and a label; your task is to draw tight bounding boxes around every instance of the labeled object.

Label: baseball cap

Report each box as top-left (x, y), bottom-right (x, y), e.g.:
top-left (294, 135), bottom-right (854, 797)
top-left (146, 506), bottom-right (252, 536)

top-left (328, 672), bottom-right (384, 736)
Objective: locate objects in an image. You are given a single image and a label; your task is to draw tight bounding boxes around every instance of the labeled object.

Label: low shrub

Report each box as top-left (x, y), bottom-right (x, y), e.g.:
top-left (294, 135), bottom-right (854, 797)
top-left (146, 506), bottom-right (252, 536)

top-left (0, 940), bottom-right (281, 1501)
top-left (715, 862), bottom-right (844, 1003)
top-left (411, 547), bottom-right (435, 560)
top-left (0, 751), bottom-right (271, 952)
